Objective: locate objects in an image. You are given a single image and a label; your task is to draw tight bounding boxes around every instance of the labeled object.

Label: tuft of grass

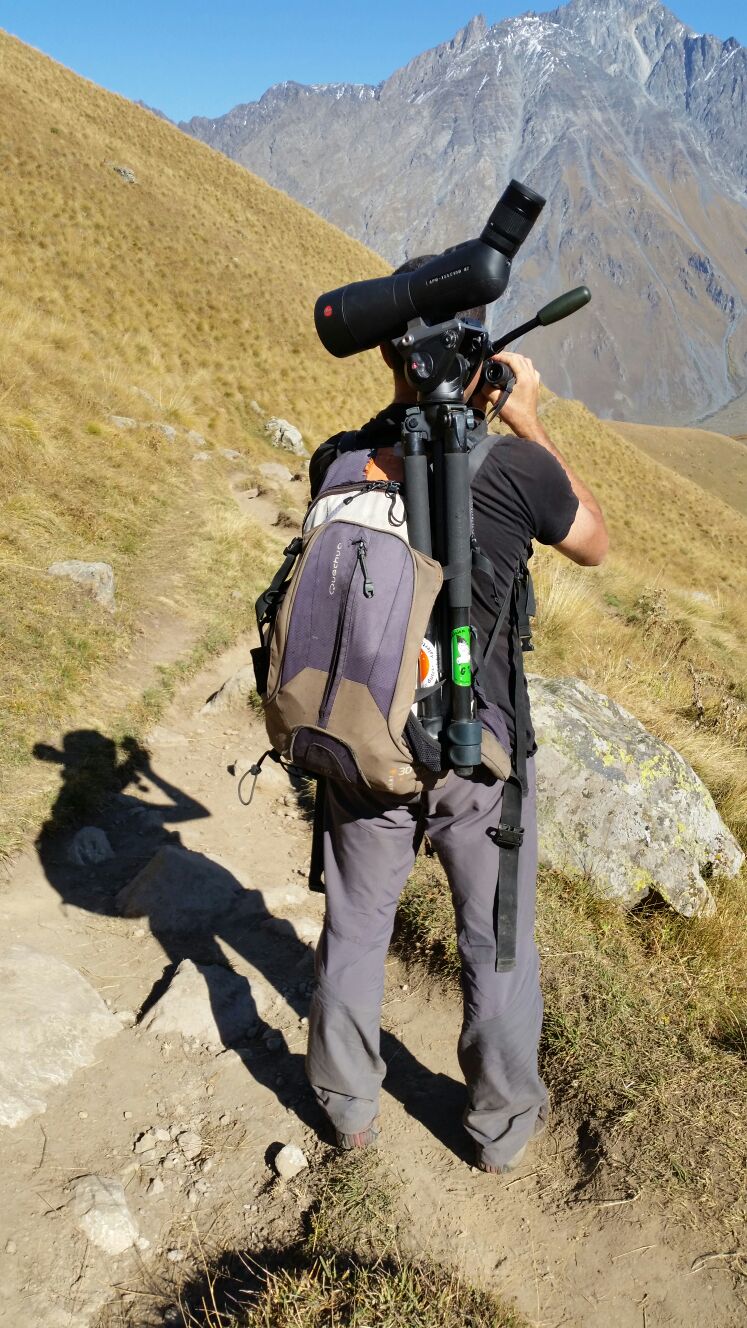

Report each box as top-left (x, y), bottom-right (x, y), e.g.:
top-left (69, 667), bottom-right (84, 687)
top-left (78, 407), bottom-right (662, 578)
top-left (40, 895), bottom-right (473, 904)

top-left (177, 1153), bottom-right (524, 1328)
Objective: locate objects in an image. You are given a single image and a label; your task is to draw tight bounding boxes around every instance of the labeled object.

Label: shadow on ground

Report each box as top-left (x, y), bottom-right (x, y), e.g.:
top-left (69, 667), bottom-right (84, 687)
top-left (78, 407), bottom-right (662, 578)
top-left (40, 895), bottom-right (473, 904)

top-left (33, 730), bottom-right (471, 1158)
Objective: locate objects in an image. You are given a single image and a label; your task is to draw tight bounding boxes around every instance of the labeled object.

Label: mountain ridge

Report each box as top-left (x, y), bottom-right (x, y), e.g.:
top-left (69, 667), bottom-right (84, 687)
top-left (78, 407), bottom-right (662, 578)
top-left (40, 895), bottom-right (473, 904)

top-left (180, 0), bottom-right (747, 427)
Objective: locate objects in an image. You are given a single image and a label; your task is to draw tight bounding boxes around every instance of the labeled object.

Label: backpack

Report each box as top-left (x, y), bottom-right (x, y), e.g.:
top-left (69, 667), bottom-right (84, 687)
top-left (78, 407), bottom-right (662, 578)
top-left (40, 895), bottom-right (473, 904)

top-left (250, 426), bottom-right (526, 799)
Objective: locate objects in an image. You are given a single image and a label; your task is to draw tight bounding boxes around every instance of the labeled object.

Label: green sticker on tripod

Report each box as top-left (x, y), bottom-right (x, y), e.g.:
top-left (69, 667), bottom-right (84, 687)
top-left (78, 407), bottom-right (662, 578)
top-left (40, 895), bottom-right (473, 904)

top-left (451, 626), bottom-right (472, 687)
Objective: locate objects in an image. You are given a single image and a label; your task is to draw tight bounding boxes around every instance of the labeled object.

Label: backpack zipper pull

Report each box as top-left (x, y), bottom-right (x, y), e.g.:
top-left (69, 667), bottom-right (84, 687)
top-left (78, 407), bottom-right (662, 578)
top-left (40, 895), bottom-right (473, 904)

top-left (354, 539), bottom-right (375, 598)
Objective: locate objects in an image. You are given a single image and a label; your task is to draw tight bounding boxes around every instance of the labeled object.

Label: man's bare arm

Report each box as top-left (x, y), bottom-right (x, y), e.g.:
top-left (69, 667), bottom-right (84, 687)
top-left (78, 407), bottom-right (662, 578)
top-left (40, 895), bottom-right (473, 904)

top-left (473, 350), bottom-right (608, 567)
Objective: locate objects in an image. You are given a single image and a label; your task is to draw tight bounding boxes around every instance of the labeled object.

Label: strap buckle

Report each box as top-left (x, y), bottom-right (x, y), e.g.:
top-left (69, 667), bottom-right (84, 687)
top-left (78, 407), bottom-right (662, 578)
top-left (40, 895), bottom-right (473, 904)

top-left (492, 821), bottom-right (524, 849)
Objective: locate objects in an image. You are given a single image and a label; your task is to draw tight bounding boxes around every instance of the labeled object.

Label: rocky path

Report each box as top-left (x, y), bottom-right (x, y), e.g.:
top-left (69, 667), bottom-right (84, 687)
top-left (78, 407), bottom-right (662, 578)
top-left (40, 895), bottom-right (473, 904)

top-left (0, 547), bottom-right (744, 1325)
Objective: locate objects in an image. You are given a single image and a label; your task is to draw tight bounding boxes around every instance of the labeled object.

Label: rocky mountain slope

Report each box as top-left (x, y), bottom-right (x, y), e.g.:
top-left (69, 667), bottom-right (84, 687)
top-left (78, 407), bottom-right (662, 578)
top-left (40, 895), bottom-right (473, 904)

top-left (181, 0), bottom-right (747, 427)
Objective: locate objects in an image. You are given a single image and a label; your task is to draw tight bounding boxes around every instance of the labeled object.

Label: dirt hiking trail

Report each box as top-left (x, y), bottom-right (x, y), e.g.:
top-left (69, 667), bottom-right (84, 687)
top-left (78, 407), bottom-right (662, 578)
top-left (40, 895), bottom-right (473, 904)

top-left (1, 606), bottom-right (745, 1325)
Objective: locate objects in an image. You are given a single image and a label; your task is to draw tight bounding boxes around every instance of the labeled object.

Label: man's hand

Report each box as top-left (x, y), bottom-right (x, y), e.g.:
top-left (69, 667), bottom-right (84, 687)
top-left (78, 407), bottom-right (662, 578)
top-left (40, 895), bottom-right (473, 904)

top-left (473, 351), bottom-right (541, 437)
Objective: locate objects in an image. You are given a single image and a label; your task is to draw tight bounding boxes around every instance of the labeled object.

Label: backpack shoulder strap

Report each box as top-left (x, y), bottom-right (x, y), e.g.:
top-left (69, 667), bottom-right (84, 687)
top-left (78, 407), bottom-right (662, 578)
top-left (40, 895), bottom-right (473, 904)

top-left (309, 429), bottom-right (361, 499)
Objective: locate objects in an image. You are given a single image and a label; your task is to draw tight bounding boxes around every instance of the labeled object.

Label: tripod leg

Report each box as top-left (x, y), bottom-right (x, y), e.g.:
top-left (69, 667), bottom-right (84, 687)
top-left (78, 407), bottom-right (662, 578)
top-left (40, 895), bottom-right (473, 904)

top-left (442, 408), bottom-right (482, 774)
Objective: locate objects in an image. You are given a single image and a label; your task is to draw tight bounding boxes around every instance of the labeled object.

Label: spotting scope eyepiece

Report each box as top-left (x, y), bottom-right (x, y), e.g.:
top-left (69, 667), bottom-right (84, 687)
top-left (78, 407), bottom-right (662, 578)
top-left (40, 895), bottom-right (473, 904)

top-left (314, 179), bottom-right (546, 359)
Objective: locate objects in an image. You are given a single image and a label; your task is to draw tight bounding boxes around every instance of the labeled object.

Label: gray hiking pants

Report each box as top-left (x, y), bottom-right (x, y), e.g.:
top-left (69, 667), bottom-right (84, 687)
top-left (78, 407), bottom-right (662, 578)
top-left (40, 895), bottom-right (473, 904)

top-left (306, 757), bottom-right (547, 1169)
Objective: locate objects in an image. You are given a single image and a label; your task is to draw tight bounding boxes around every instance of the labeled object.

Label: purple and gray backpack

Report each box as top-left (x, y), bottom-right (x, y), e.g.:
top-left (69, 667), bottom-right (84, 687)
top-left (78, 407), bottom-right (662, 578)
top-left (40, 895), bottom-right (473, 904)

top-left (251, 432), bottom-right (513, 798)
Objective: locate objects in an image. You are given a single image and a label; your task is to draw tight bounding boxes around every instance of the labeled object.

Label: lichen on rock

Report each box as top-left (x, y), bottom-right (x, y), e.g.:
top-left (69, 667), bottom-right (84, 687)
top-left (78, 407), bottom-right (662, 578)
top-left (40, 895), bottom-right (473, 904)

top-left (529, 675), bottom-right (744, 916)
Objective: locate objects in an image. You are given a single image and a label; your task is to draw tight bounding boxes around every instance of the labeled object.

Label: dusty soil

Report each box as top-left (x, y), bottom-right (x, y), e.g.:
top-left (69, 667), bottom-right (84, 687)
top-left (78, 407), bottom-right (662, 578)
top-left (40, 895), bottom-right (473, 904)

top-left (1, 475), bottom-right (745, 1328)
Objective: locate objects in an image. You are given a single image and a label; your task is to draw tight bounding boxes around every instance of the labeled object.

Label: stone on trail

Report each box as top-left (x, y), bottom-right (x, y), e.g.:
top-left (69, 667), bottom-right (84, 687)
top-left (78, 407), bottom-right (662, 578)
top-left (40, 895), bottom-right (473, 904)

top-left (0, 946), bottom-right (120, 1128)
top-left (529, 676), bottom-right (744, 916)
top-left (274, 1143), bottom-right (308, 1180)
top-left (265, 417), bottom-right (309, 457)
top-left (258, 461), bottom-right (293, 484)
top-left (116, 845), bottom-right (244, 933)
top-left (47, 560), bottom-right (116, 610)
top-left (140, 958), bottom-right (270, 1046)
top-left (70, 1174), bottom-right (146, 1255)
top-left (201, 664), bottom-right (256, 715)
top-left (67, 826), bottom-right (114, 867)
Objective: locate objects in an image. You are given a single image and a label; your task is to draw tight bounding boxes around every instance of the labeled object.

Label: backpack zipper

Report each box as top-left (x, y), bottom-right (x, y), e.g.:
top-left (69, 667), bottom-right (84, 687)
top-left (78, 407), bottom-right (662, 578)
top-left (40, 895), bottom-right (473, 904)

top-left (355, 538), bottom-right (375, 598)
top-left (317, 536), bottom-right (374, 726)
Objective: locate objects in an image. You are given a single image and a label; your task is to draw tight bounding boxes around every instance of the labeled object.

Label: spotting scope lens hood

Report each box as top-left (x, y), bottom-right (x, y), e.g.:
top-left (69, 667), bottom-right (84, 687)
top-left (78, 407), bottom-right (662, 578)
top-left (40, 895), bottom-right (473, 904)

top-left (314, 179), bottom-right (546, 359)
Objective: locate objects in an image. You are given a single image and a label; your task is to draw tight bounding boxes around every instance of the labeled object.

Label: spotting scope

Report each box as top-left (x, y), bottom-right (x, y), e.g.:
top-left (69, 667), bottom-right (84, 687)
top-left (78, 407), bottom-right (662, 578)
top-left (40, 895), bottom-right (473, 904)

top-left (314, 180), bottom-right (546, 358)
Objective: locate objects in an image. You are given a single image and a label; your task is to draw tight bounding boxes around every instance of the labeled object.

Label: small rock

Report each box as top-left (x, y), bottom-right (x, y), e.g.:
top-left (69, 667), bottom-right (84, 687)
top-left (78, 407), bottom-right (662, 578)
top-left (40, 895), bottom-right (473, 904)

top-left (202, 665), bottom-right (257, 715)
top-left (47, 560), bottom-right (116, 611)
top-left (111, 164), bottom-right (137, 184)
top-left (147, 1176), bottom-right (164, 1196)
top-left (188, 1188), bottom-right (199, 1205)
top-left (108, 414), bottom-right (137, 430)
top-left (67, 826), bottom-right (114, 866)
top-left (154, 1127), bottom-right (170, 1142)
top-left (78, 1110), bottom-right (88, 1120)
top-left (117, 846), bottom-right (244, 933)
top-left (220, 448), bottom-right (241, 460)
top-left (123, 1110), bottom-right (133, 1120)
top-left (166, 1249), bottom-right (184, 1263)
top-left (134, 1129), bottom-right (157, 1154)
top-left (242, 487), bottom-right (259, 500)
top-left (219, 1112), bottom-right (231, 1125)
top-left (274, 1144), bottom-right (308, 1180)
top-left (258, 461), bottom-right (293, 484)
top-left (70, 1174), bottom-right (143, 1255)
top-left (250, 400), bottom-right (263, 415)
top-left (5, 1240), bottom-right (17, 1254)
top-left (140, 957), bottom-right (265, 1046)
top-left (187, 429), bottom-right (206, 446)
top-left (118, 1009), bottom-right (137, 1027)
top-left (265, 418), bottom-right (309, 457)
top-left (153, 423), bottom-right (177, 441)
top-left (177, 1129), bottom-right (202, 1161)
top-left (130, 386), bottom-right (158, 407)
top-left (201, 1158), bottom-right (213, 1173)
top-left (192, 451), bottom-right (212, 462)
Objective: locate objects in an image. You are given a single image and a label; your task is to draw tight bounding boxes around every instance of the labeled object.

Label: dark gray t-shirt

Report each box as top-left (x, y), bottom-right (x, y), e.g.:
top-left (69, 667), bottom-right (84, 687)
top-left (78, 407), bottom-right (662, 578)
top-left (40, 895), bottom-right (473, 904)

top-left (470, 433), bottom-right (578, 751)
top-left (309, 406), bottom-right (579, 753)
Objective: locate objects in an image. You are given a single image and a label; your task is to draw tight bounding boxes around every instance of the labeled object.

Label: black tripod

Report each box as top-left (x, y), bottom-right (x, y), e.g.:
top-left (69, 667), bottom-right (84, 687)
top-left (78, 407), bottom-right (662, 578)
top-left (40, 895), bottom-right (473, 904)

top-left (394, 315), bottom-right (489, 775)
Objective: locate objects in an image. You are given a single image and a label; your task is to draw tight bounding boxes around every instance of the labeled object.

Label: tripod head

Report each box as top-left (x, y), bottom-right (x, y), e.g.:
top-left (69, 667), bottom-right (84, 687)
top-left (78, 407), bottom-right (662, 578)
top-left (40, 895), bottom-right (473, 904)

top-left (392, 316), bottom-right (490, 401)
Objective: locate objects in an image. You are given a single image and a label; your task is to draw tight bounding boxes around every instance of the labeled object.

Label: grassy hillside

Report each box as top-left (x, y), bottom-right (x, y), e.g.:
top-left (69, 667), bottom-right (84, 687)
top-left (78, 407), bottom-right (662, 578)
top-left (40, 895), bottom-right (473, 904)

top-left (2, 20), bottom-right (746, 1243)
top-left (612, 419), bottom-right (747, 517)
top-left (0, 28), bottom-right (389, 854)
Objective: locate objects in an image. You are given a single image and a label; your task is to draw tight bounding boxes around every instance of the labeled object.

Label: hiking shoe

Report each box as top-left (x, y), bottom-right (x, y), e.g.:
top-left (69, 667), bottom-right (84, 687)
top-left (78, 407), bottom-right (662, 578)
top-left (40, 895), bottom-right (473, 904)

top-left (335, 1117), bottom-right (381, 1151)
top-left (475, 1143), bottom-right (528, 1174)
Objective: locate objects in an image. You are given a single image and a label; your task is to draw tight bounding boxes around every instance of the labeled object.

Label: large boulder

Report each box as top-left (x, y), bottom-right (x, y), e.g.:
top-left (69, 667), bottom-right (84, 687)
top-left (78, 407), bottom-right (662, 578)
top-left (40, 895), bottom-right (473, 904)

top-left (529, 675), bottom-right (744, 916)
top-left (265, 417), bottom-right (309, 457)
top-left (0, 946), bottom-right (121, 1127)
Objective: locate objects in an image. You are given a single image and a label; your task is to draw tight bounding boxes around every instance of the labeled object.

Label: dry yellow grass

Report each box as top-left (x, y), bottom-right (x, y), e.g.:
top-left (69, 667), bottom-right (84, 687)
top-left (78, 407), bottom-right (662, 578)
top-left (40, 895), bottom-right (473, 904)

top-left (612, 419), bottom-right (747, 517)
top-left (0, 28), bottom-right (389, 854)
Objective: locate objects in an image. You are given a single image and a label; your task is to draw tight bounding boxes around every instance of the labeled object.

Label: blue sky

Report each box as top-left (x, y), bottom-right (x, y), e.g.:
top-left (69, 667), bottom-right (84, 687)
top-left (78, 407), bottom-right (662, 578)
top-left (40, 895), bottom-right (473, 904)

top-left (2, 1), bottom-right (745, 122)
